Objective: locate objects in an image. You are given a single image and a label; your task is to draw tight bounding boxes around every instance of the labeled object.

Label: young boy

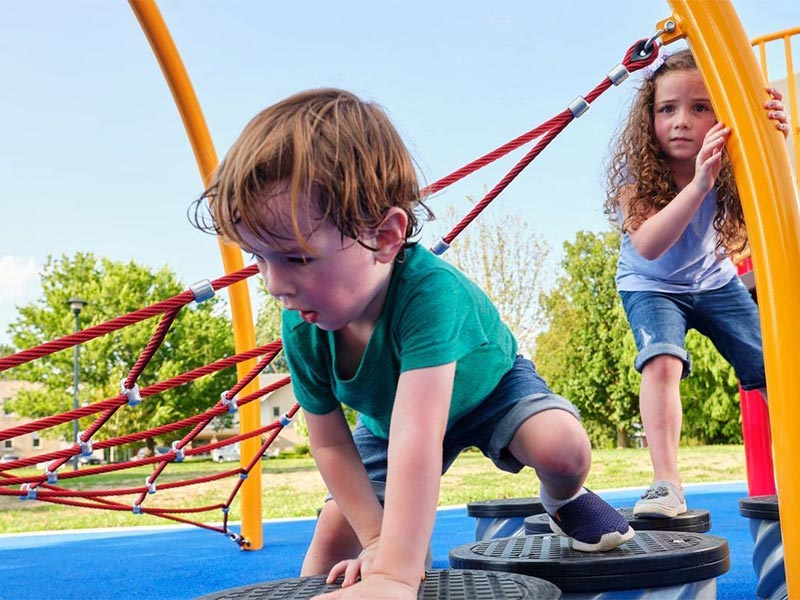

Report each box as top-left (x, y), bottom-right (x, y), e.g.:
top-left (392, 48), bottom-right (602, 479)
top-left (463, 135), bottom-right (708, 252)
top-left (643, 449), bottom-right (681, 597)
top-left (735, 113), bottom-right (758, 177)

top-left (197, 88), bottom-right (634, 599)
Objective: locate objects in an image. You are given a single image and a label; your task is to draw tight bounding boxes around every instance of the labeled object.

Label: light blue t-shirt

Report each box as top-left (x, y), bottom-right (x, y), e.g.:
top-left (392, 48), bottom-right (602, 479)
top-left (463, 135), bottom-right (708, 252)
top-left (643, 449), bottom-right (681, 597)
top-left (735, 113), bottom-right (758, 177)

top-left (616, 188), bottom-right (737, 293)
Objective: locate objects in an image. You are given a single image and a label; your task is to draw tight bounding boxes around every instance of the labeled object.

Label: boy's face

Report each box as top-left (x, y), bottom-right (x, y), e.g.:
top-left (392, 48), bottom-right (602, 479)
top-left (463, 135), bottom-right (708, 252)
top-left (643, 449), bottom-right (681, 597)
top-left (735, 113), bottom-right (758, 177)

top-left (235, 187), bottom-right (392, 332)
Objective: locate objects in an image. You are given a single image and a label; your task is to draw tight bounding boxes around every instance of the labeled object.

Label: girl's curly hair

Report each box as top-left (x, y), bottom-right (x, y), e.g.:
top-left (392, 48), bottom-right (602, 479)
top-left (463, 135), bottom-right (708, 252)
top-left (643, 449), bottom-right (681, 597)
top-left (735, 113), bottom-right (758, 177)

top-left (603, 49), bottom-right (747, 254)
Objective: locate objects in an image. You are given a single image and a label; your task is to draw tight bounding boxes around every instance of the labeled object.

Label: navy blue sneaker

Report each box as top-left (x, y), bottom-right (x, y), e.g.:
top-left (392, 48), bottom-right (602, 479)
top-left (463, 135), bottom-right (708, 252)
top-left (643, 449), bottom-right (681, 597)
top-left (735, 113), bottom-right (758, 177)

top-left (547, 489), bottom-right (635, 552)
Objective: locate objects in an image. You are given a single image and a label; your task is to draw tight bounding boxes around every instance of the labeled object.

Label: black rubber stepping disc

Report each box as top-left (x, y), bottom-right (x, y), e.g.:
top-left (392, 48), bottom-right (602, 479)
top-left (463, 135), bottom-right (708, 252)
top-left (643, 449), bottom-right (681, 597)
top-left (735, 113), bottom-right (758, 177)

top-left (192, 569), bottom-right (562, 599)
top-left (524, 507), bottom-right (710, 534)
top-left (467, 497), bottom-right (545, 518)
top-left (449, 531), bottom-right (729, 593)
top-left (738, 495), bottom-right (779, 520)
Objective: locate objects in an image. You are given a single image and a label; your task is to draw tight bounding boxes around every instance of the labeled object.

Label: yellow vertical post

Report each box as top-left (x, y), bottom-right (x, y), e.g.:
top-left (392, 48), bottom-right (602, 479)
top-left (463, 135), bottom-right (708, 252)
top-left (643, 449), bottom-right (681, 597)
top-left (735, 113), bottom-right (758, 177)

top-left (128, 0), bottom-right (263, 550)
top-left (666, 1), bottom-right (799, 594)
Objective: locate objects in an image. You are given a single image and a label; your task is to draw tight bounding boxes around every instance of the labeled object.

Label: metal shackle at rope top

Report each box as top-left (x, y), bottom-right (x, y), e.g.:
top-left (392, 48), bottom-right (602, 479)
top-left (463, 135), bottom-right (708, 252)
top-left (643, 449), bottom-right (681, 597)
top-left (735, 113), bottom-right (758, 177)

top-left (637, 19), bottom-right (678, 60)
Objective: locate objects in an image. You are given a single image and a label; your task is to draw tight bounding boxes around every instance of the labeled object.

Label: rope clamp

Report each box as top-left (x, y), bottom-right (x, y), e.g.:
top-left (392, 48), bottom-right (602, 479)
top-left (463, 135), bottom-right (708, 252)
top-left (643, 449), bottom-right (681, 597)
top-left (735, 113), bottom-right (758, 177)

top-left (608, 64), bottom-right (629, 86)
top-left (171, 440), bottom-right (185, 463)
top-left (190, 279), bottom-right (215, 303)
top-left (132, 502), bottom-right (142, 514)
top-left (145, 477), bottom-right (157, 495)
top-left (431, 238), bottom-right (451, 256)
top-left (229, 532), bottom-right (250, 549)
top-left (221, 506), bottom-right (230, 515)
top-left (568, 96), bottom-right (590, 118)
top-left (121, 379), bottom-right (142, 407)
top-left (44, 463), bottom-right (58, 484)
top-left (20, 483), bottom-right (37, 500)
top-left (78, 435), bottom-right (93, 457)
top-left (221, 391), bottom-right (238, 413)
top-left (239, 471), bottom-right (248, 480)
top-left (279, 412), bottom-right (293, 427)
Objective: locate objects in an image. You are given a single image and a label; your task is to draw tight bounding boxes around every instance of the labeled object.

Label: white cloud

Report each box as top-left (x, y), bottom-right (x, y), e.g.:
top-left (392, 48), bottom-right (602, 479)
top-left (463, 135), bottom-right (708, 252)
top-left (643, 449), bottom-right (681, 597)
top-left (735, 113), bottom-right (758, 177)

top-left (0, 255), bottom-right (40, 300)
top-left (0, 256), bottom-right (40, 345)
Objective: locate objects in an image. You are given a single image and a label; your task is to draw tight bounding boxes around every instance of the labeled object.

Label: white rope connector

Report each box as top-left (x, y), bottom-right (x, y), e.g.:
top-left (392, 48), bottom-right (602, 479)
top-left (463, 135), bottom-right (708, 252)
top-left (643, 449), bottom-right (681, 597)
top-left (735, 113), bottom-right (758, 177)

top-left (20, 483), bottom-right (37, 500)
top-left (221, 391), bottom-right (238, 413)
top-left (190, 279), bottom-right (215, 303)
top-left (78, 435), bottom-right (93, 457)
top-left (44, 463), bottom-right (58, 484)
top-left (431, 238), bottom-right (451, 256)
top-left (132, 502), bottom-right (142, 514)
top-left (608, 64), bottom-right (629, 86)
top-left (121, 379), bottom-right (142, 407)
top-left (145, 477), bottom-right (157, 495)
top-left (568, 96), bottom-right (590, 118)
top-left (171, 440), bottom-right (185, 463)
top-left (279, 412), bottom-right (293, 427)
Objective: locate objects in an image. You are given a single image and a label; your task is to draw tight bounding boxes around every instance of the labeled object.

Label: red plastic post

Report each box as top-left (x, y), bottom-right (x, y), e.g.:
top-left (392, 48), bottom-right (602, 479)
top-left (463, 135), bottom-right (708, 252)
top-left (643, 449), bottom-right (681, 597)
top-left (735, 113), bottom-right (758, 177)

top-left (737, 257), bottom-right (776, 495)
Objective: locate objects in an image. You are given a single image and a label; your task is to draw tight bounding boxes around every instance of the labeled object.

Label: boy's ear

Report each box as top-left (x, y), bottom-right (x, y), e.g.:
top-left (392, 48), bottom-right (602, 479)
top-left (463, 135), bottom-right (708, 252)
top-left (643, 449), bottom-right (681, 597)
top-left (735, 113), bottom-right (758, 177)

top-left (374, 208), bottom-right (408, 264)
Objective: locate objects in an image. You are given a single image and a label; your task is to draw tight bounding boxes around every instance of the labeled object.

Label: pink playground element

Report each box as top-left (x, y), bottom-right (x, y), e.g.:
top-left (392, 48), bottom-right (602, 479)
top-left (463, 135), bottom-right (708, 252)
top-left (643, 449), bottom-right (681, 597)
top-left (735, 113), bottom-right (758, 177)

top-left (737, 256), bottom-right (776, 495)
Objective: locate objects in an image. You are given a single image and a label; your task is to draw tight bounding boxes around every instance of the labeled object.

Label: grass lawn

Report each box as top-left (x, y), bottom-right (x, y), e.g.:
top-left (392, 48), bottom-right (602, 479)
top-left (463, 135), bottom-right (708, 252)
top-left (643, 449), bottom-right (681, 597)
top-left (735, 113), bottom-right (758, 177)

top-left (0, 445), bottom-right (747, 534)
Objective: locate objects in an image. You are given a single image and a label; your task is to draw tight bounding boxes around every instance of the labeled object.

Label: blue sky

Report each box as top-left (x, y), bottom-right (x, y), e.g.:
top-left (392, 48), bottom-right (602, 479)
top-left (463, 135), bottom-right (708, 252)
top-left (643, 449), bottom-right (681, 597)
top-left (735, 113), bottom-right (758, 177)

top-left (1, 1), bottom-right (797, 346)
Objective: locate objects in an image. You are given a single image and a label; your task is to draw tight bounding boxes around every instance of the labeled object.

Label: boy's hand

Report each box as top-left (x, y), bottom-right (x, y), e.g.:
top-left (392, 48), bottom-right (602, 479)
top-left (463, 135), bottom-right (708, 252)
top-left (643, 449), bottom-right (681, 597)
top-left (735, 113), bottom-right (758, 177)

top-left (765, 88), bottom-right (790, 139)
top-left (325, 544), bottom-right (378, 587)
top-left (312, 574), bottom-right (417, 600)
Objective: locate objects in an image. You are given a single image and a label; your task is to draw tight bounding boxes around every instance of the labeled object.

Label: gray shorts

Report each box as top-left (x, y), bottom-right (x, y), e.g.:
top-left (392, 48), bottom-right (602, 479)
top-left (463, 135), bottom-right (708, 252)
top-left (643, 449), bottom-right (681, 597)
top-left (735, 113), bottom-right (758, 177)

top-left (337, 355), bottom-right (579, 499)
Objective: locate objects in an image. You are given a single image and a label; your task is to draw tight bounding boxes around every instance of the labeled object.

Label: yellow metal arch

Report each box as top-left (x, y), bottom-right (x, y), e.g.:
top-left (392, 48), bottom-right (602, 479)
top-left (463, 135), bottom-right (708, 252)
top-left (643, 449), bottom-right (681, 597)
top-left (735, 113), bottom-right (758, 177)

top-left (128, 0), bottom-right (263, 550)
top-left (664, 1), bottom-right (799, 595)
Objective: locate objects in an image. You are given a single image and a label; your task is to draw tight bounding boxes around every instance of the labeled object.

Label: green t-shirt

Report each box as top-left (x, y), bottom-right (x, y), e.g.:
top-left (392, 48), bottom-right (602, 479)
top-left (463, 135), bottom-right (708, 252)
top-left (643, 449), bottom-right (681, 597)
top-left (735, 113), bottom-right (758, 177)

top-left (282, 244), bottom-right (517, 439)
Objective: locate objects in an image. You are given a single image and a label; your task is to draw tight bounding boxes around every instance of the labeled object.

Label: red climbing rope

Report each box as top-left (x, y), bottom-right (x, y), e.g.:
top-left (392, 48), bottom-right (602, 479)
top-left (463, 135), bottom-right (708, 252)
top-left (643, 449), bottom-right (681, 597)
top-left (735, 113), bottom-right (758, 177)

top-left (0, 36), bottom-right (661, 545)
top-left (424, 38), bottom-right (660, 251)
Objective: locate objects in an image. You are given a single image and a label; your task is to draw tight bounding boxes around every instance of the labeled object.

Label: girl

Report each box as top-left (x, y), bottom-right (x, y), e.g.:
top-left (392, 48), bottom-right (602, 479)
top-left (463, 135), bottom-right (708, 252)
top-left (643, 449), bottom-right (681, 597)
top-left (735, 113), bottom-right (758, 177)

top-left (605, 48), bottom-right (789, 518)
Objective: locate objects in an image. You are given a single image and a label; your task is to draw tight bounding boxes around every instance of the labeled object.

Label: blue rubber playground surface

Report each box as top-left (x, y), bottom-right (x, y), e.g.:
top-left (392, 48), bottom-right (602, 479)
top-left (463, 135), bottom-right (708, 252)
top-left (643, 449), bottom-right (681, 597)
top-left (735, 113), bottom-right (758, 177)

top-left (0, 481), bottom-right (758, 599)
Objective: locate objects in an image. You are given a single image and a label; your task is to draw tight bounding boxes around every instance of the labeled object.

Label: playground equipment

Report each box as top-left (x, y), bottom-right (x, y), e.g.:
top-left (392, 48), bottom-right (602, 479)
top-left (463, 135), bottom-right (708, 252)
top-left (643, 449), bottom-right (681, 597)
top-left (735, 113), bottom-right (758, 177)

top-left (0, 1), bottom-right (798, 598)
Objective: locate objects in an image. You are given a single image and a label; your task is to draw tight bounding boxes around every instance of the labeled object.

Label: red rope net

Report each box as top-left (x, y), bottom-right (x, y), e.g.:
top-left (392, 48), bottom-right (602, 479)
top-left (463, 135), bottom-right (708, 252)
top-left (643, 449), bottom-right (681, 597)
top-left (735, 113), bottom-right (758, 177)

top-left (0, 38), bottom-right (659, 548)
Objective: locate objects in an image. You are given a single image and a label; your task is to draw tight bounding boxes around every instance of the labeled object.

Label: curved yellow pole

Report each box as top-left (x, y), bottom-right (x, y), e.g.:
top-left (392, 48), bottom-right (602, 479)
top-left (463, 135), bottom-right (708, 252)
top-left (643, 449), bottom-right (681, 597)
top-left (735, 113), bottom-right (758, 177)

top-left (665, 1), bottom-right (800, 594)
top-left (128, 0), bottom-right (263, 550)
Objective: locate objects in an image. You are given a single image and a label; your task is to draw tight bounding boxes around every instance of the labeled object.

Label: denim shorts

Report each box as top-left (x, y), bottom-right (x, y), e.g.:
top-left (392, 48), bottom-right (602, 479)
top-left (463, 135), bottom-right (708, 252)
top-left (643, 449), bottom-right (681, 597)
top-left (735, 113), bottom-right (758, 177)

top-left (619, 276), bottom-right (765, 390)
top-left (344, 355), bottom-right (579, 497)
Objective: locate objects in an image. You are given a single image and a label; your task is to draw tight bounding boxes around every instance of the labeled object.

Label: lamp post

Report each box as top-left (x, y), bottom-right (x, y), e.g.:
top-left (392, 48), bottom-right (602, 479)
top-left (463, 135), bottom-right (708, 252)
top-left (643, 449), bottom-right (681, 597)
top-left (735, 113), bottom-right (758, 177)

top-left (67, 297), bottom-right (87, 470)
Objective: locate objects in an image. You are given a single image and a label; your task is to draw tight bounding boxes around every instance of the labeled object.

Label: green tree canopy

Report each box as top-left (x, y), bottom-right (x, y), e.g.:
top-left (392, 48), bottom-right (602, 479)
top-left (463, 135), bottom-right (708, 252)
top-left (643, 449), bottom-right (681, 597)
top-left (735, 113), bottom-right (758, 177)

top-left (435, 204), bottom-right (551, 355)
top-left (6, 253), bottom-right (236, 457)
top-left (535, 229), bottom-right (741, 447)
top-left (535, 230), bottom-right (640, 448)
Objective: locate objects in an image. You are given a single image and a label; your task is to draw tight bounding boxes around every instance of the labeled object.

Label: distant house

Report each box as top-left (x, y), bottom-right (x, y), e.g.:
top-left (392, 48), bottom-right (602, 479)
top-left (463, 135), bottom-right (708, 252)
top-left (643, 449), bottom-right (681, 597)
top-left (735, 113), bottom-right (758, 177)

top-left (194, 373), bottom-right (303, 457)
top-left (0, 380), bottom-right (65, 460)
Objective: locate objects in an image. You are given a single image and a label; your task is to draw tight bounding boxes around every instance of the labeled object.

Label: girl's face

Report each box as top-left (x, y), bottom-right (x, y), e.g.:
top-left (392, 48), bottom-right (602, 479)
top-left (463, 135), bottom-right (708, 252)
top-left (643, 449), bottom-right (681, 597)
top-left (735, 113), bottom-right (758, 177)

top-left (653, 69), bottom-right (717, 168)
top-left (235, 187), bottom-right (392, 333)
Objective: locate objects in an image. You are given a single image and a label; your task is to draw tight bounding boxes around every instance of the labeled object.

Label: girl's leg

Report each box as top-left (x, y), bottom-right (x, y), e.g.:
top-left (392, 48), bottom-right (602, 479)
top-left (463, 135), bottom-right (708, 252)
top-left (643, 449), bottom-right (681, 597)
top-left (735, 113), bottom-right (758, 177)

top-left (301, 500), bottom-right (362, 575)
top-left (639, 354), bottom-right (685, 487)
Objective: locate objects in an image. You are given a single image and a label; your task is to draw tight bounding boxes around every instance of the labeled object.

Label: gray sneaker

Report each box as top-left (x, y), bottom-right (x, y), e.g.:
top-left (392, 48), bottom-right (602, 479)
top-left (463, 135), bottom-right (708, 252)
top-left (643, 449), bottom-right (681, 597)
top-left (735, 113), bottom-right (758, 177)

top-left (633, 480), bottom-right (687, 518)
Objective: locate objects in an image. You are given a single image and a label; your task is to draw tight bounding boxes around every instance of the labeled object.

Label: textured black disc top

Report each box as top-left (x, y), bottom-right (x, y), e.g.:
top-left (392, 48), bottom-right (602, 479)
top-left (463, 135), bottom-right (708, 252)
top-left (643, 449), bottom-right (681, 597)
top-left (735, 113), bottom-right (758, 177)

top-left (739, 494), bottom-right (780, 520)
top-left (466, 497), bottom-right (545, 518)
top-left (524, 507), bottom-right (710, 534)
top-left (193, 569), bottom-right (562, 600)
top-left (449, 530), bottom-right (729, 593)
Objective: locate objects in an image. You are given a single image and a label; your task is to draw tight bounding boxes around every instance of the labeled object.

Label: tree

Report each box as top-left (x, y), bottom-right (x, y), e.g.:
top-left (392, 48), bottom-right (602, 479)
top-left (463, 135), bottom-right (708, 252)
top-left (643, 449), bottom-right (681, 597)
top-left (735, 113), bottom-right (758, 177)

top-left (5, 253), bottom-right (236, 457)
top-left (535, 229), bottom-right (742, 448)
top-left (681, 331), bottom-right (742, 444)
top-left (535, 230), bottom-right (640, 448)
top-left (434, 204), bottom-right (552, 355)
